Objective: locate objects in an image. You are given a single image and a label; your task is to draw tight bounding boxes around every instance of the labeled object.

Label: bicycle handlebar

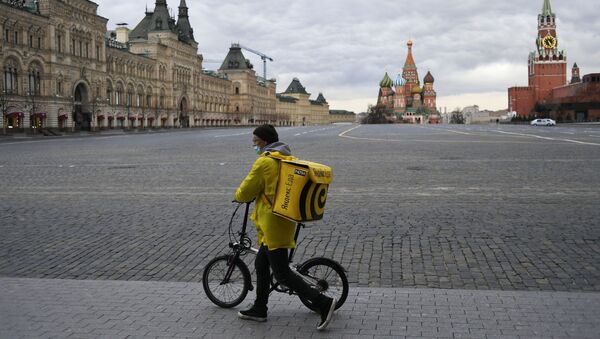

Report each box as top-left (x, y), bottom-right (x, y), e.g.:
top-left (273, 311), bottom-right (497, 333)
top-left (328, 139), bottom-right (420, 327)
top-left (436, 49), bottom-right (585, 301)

top-left (231, 198), bottom-right (256, 204)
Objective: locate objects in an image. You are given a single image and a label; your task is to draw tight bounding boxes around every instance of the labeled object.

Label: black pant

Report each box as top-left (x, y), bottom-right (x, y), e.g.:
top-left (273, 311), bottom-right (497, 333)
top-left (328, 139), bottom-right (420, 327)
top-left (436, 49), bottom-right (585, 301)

top-left (254, 244), bottom-right (326, 311)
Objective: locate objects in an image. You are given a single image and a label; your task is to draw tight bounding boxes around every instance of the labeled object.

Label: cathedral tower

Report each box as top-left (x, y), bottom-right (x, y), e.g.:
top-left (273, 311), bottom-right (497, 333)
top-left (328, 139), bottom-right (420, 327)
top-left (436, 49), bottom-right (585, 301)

top-left (377, 72), bottom-right (394, 109)
top-left (394, 74), bottom-right (405, 113)
top-left (422, 71), bottom-right (437, 112)
top-left (402, 40), bottom-right (419, 84)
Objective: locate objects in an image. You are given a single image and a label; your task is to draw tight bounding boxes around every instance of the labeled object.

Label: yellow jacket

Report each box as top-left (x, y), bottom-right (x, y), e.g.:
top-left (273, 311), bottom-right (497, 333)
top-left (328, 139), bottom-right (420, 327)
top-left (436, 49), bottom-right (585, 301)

top-left (234, 151), bottom-right (297, 249)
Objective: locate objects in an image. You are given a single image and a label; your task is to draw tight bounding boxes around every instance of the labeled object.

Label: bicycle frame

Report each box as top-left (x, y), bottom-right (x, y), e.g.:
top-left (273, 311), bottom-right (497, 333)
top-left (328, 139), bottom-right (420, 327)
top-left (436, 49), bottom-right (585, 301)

top-left (227, 201), bottom-right (307, 294)
top-left (204, 201), bottom-right (349, 311)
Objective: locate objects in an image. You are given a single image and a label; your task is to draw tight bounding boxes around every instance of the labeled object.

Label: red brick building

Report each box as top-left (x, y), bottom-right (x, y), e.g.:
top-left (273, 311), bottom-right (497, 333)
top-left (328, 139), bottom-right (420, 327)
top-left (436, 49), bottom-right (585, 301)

top-left (508, 0), bottom-right (600, 122)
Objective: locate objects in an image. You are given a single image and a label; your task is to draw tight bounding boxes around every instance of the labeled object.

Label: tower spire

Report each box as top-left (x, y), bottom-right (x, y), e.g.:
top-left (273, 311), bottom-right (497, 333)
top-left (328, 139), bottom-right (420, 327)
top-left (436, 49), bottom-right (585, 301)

top-left (402, 40), bottom-right (419, 84)
top-left (178, 0), bottom-right (188, 17)
top-left (404, 40), bottom-right (416, 68)
top-left (176, 0), bottom-right (195, 43)
top-left (542, 0), bottom-right (553, 16)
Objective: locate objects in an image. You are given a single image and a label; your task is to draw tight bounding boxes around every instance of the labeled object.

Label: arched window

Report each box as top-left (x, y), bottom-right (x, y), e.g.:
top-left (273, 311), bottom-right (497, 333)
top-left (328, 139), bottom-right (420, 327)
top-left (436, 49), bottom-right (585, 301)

top-left (57, 74), bottom-right (64, 96)
top-left (3, 59), bottom-right (19, 94)
top-left (137, 85), bottom-right (144, 107)
top-left (106, 82), bottom-right (113, 105)
top-left (28, 63), bottom-right (42, 95)
top-left (126, 84), bottom-right (134, 107)
top-left (159, 89), bottom-right (166, 109)
top-left (115, 83), bottom-right (123, 105)
top-left (146, 86), bottom-right (153, 106)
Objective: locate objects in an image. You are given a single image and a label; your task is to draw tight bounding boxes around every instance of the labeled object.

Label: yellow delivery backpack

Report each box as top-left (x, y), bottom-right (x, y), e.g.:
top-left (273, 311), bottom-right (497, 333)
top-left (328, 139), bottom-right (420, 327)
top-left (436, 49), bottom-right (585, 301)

top-left (265, 155), bottom-right (333, 222)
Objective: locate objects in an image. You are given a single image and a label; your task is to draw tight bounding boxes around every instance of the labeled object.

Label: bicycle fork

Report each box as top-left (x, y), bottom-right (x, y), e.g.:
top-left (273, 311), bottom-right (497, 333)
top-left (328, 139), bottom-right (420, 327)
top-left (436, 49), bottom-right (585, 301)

top-left (220, 254), bottom-right (238, 285)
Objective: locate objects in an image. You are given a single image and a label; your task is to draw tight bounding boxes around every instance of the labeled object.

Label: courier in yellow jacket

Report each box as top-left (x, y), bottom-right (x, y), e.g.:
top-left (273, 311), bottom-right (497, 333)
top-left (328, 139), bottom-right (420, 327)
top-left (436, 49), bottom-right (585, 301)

top-left (234, 144), bottom-right (296, 249)
top-left (234, 124), bottom-right (337, 330)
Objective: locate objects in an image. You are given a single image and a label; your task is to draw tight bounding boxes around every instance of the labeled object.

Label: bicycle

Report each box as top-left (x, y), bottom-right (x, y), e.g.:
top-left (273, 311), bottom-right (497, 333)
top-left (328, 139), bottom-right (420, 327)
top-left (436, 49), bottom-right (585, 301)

top-left (202, 201), bottom-right (349, 312)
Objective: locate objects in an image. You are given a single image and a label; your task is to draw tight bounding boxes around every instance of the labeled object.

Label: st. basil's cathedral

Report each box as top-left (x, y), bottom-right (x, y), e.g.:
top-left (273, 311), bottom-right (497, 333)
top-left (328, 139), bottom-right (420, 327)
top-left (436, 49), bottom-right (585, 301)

top-left (375, 40), bottom-right (439, 124)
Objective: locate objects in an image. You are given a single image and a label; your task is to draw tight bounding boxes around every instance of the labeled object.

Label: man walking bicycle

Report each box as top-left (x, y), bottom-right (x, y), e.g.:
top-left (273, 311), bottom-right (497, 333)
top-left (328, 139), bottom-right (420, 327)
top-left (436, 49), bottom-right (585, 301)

top-left (234, 124), bottom-right (336, 331)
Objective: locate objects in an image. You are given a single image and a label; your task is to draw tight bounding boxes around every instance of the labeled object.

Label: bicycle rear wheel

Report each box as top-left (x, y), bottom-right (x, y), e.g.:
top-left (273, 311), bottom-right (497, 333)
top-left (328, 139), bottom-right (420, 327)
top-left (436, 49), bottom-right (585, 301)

top-left (297, 257), bottom-right (349, 312)
top-left (202, 255), bottom-right (251, 308)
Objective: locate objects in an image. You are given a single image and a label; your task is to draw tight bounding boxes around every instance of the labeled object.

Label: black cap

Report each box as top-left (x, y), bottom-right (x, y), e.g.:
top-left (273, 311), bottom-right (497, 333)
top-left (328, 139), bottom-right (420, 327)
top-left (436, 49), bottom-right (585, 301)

top-left (253, 124), bottom-right (278, 144)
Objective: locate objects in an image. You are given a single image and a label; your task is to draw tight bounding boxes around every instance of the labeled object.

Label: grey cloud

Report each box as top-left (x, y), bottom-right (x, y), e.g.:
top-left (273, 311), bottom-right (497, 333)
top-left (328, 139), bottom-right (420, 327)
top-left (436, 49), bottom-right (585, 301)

top-left (98, 0), bottom-right (600, 111)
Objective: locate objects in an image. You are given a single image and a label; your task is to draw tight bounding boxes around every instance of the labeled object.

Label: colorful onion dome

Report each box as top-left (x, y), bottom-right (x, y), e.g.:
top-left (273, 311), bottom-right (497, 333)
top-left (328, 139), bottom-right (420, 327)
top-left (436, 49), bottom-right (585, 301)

top-left (379, 72), bottom-right (393, 88)
top-left (411, 84), bottom-right (422, 93)
top-left (424, 71), bottom-right (435, 83)
top-left (394, 74), bottom-right (405, 86)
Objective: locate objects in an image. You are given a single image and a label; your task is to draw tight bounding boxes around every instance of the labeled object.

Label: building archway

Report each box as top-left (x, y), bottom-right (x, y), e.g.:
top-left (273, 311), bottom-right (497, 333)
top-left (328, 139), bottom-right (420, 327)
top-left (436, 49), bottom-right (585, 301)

top-left (73, 83), bottom-right (90, 131)
top-left (179, 97), bottom-right (189, 128)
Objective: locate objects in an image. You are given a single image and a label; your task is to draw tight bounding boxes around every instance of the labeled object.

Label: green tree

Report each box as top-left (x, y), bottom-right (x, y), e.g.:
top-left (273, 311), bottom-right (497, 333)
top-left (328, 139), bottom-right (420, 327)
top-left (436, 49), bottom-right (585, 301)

top-left (450, 109), bottom-right (464, 124)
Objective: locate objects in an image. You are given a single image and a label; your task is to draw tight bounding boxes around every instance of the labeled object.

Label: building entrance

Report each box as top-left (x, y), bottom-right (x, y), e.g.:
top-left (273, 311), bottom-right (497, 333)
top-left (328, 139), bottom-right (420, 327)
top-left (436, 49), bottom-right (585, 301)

top-left (73, 84), bottom-right (91, 131)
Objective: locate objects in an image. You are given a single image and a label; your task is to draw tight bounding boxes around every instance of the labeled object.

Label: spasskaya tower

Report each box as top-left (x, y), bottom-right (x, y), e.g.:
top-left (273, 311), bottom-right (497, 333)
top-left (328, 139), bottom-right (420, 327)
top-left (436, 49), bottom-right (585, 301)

top-left (508, 0), bottom-right (568, 117)
top-left (528, 0), bottom-right (567, 102)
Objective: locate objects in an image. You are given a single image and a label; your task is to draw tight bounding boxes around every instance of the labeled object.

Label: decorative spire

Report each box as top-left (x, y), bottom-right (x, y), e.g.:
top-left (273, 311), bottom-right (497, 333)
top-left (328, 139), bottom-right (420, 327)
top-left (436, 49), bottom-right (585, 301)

top-left (542, 0), bottom-right (553, 16)
top-left (404, 40), bottom-right (416, 68)
top-left (571, 62), bottom-right (581, 84)
top-left (175, 0), bottom-right (195, 43)
top-left (178, 0), bottom-right (188, 17)
top-left (151, 0), bottom-right (173, 31)
top-left (402, 39), bottom-right (419, 84)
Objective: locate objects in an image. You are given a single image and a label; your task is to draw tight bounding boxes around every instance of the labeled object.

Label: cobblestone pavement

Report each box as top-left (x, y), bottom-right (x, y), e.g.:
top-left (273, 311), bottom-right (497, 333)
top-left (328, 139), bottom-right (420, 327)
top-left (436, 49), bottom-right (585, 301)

top-left (1, 277), bottom-right (599, 338)
top-left (1, 125), bottom-right (599, 291)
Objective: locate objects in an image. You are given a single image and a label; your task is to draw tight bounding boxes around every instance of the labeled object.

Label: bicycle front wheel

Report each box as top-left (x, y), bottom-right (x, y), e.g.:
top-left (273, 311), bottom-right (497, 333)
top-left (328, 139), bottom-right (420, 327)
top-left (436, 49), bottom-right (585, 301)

top-left (202, 255), bottom-right (251, 308)
top-left (297, 257), bottom-right (349, 312)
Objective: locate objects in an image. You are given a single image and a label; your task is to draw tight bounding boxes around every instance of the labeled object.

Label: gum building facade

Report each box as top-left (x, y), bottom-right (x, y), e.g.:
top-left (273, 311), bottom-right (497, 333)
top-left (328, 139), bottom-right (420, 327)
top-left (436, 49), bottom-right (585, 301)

top-left (1, 0), bottom-right (333, 133)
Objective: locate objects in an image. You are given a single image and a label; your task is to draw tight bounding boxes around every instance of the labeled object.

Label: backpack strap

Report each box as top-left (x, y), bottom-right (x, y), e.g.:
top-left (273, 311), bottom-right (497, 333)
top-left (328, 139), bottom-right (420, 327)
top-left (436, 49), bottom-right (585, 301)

top-left (262, 194), bottom-right (273, 209)
top-left (260, 151), bottom-right (278, 209)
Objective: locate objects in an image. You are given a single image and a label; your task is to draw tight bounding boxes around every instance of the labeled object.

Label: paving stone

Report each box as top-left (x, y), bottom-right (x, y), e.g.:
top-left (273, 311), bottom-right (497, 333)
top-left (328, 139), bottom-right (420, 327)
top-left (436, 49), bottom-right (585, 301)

top-left (1, 126), bottom-right (600, 291)
top-left (0, 277), bottom-right (599, 338)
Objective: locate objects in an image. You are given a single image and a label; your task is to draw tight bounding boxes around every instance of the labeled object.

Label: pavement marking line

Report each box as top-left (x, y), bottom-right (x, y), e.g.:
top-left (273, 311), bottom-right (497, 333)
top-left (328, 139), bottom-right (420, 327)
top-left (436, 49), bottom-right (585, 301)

top-left (496, 130), bottom-right (600, 146)
top-left (437, 128), bottom-right (472, 136)
top-left (418, 125), bottom-right (473, 135)
top-left (291, 126), bottom-right (338, 137)
top-left (0, 134), bottom-right (135, 146)
top-left (337, 125), bottom-right (549, 144)
top-left (213, 132), bottom-right (248, 138)
top-left (338, 124), bottom-right (361, 137)
top-left (0, 191), bottom-right (232, 196)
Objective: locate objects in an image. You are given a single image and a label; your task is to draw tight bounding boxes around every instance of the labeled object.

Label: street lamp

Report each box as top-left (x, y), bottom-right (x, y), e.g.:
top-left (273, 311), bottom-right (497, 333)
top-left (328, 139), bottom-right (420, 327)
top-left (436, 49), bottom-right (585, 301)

top-left (27, 90), bottom-right (37, 134)
top-left (89, 96), bottom-right (103, 132)
top-left (104, 97), bottom-right (110, 129)
top-left (126, 103), bottom-right (131, 129)
top-left (70, 95), bottom-right (75, 133)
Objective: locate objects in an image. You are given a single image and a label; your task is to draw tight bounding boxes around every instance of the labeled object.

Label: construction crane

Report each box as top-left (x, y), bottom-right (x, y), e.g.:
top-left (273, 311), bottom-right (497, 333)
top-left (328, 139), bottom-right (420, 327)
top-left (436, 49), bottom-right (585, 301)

top-left (235, 43), bottom-right (274, 80)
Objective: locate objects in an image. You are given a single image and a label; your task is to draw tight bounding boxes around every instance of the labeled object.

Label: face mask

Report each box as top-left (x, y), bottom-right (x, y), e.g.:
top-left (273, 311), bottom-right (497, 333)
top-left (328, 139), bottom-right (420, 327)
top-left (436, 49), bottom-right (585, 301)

top-left (254, 145), bottom-right (261, 154)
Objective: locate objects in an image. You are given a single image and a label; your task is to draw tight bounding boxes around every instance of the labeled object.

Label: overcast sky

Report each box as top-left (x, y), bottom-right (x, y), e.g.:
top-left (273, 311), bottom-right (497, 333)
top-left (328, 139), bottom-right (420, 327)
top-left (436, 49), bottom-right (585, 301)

top-left (97, 0), bottom-right (600, 113)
